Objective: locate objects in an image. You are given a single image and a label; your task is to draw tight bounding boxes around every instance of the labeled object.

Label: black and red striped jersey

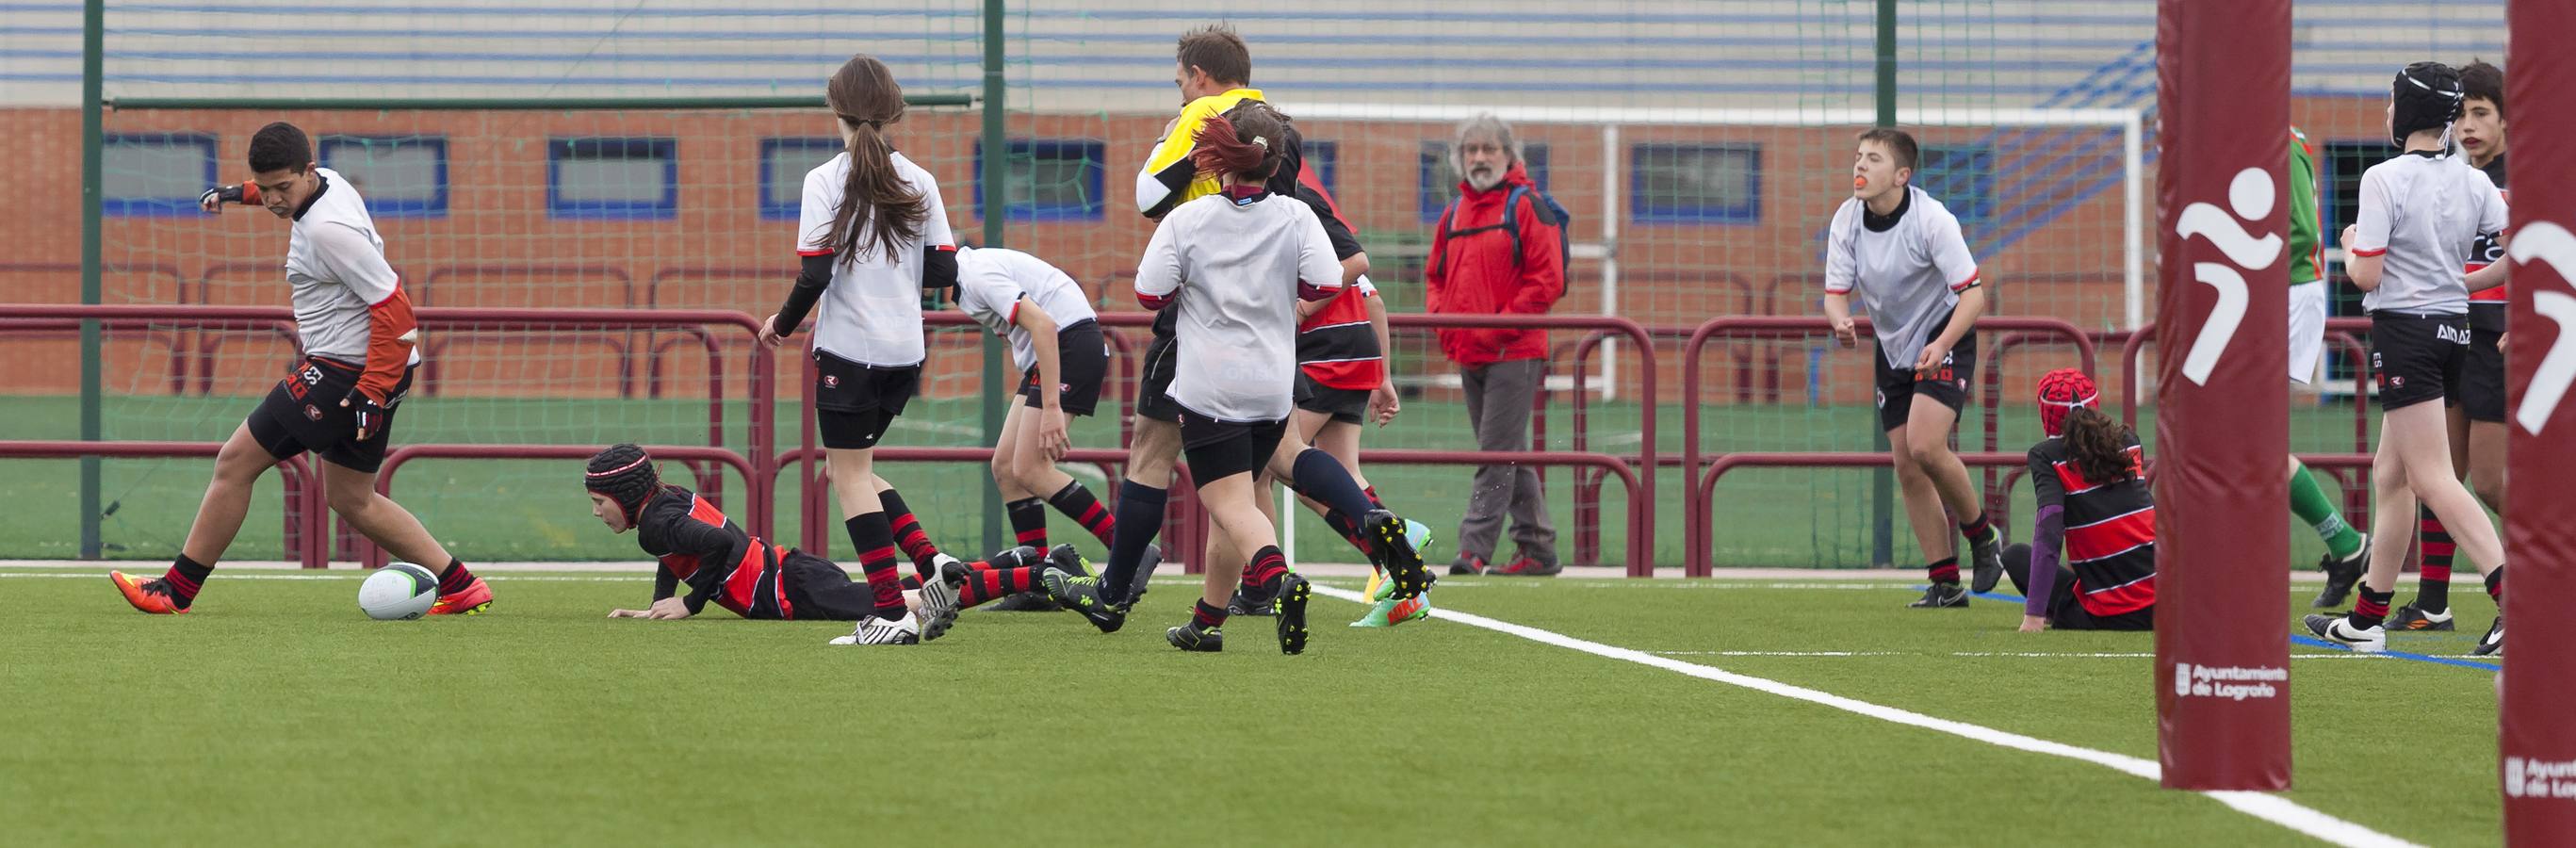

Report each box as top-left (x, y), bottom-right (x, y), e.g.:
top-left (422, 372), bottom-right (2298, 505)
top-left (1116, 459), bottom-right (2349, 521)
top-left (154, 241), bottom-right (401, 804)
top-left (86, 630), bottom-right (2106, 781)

top-left (634, 484), bottom-right (794, 619)
top-left (2028, 434), bottom-right (2156, 616)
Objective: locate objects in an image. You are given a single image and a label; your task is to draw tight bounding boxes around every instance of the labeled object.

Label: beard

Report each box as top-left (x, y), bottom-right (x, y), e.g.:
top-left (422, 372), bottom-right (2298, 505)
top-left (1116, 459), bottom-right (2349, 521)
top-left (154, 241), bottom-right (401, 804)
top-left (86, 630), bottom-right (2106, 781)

top-left (1465, 166), bottom-right (1504, 190)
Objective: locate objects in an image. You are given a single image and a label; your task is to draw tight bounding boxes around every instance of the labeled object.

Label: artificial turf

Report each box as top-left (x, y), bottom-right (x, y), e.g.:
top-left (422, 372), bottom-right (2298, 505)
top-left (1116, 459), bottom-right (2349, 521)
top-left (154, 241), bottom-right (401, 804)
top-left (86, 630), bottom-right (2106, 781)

top-left (0, 567), bottom-right (2501, 846)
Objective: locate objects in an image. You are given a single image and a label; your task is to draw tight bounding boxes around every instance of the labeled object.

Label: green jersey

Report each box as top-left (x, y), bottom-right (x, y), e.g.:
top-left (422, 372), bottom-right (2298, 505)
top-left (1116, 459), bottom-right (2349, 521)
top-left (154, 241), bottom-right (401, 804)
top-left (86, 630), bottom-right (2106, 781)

top-left (2287, 127), bottom-right (2322, 285)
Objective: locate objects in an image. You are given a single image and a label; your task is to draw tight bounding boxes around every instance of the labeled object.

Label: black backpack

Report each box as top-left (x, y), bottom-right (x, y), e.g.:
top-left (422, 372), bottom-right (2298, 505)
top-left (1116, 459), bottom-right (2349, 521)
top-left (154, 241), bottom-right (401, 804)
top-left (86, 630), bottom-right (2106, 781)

top-left (1430, 184), bottom-right (1572, 278)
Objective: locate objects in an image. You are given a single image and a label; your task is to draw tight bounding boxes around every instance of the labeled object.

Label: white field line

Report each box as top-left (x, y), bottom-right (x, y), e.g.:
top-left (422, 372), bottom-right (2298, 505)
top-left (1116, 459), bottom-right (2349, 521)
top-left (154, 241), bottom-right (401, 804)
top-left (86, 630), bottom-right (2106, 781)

top-left (1646, 650), bottom-right (2392, 660)
top-left (1307, 584), bottom-right (2420, 848)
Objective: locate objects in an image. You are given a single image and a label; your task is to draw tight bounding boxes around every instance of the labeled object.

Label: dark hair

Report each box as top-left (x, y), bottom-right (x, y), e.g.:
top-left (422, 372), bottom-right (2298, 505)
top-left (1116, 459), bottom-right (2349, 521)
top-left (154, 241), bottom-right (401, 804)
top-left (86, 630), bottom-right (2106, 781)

top-left (583, 443), bottom-right (661, 520)
top-left (247, 122), bottom-right (311, 174)
top-left (2391, 61), bottom-right (2464, 144)
top-left (821, 55), bottom-right (929, 268)
top-left (1191, 101), bottom-right (1288, 183)
top-left (1855, 127), bottom-right (1918, 173)
top-left (2459, 58), bottom-right (2504, 121)
top-left (2061, 406), bottom-right (2138, 486)
top-left (1176, 24), bottom-right (1251, 87)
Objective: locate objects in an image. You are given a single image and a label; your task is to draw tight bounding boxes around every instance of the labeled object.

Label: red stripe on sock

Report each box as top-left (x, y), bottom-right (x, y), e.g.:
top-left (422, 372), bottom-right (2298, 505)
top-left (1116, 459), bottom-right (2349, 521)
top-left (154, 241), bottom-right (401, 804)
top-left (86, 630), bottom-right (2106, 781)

top-left (161, 569), bottom-right (201, 596)
top-left (2356, 596), bottom-right (2390, 618)
top-left (1079, 502), bottom-right (1107, 527)
top-left (1928, 563), bottom-right (1961, 584)
top-left (2421, 542), bottom-right (2455, 559)
top-left (2421, 565), bottom-right (2454, 582)
top-left (1016, 529), bottom-right (1048, 543)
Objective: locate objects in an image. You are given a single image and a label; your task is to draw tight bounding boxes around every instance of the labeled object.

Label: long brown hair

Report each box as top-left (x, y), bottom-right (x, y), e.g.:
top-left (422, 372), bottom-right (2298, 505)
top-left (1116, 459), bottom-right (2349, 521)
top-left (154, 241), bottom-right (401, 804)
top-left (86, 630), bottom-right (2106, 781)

top-left (2061, 406), bottom-right (2139, 486)
top-left (821, 55), bottom-right (927, 267)
top-left (1190, 101), bottom-right (1288, 185)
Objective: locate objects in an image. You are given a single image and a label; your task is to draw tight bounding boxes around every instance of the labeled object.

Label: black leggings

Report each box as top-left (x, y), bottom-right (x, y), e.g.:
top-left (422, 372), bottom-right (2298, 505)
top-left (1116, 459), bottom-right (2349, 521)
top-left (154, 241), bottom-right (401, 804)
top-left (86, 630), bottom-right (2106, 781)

top-left (780, 549), bottom-right (879, 621)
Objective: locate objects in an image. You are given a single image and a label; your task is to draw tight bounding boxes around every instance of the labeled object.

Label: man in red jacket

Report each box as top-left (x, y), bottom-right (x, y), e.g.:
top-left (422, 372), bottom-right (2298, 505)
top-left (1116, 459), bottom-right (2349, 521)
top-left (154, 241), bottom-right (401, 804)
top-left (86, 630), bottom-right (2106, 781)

top-left (1426, 112), bottom-right (1565, 576)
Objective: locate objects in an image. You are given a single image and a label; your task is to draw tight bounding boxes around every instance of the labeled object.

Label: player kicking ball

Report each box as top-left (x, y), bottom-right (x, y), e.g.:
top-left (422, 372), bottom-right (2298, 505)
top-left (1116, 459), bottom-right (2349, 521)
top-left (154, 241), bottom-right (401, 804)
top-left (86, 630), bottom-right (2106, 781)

top-left (113, 122), bottom-right (489, 616)
top-left (1819, 128), bottom-right (2005, 607)
top-left (583, 444), bottom-right (1104, 631)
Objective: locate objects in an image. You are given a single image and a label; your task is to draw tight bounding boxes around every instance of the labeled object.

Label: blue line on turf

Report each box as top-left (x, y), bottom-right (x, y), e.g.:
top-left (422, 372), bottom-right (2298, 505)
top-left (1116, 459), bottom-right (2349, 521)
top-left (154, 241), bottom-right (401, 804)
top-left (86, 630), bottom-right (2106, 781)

top-left (1910, 585), bottom-right (2502, 673)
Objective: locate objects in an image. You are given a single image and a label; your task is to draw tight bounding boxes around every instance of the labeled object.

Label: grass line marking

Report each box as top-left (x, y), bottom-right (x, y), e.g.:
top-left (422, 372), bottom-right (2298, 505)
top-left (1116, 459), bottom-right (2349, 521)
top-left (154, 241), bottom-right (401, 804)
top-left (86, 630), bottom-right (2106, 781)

top-left (1311, 584), bottom-right (2421, 848)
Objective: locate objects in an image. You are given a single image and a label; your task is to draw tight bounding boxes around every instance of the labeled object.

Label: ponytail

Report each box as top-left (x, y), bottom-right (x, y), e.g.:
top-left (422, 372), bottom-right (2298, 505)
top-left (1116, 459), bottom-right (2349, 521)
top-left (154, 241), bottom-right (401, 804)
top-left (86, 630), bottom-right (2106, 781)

top-left (822, 55), bottom-right (928, 266)
top-left (2061, 406), bottom-right (2139, 485)
top-left (1190, 102), bottom-right (1290, 185)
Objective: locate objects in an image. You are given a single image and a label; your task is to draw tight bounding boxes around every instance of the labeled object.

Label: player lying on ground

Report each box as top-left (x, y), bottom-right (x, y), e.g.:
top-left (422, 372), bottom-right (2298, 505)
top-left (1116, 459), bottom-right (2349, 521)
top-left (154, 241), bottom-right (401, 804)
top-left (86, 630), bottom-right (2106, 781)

top-left (2305, 62), bottom-right (2507, 657)
top-left (2282, 125), bottom-right (2372, 610)
top-left (1819, 128), bottom-right (2006, 610)
top-left (2387, 57), bottom-right (2512, 632)
top-left (113, 121), bottom-right (491, 616)
top-left (956, 245), bottom-right (1118, 611)
top-left (2003, 369), bottom-right (2155, 632)
top-left (757, 54), bottom-right (969, 646)
top-left (585, 444), bottom-right (1101, 628)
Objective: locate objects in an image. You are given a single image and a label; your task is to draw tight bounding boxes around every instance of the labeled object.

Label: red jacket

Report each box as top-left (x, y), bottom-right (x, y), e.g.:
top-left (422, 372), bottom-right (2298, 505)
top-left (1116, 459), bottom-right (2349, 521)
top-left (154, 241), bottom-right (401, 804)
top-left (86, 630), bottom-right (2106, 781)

top-left (1426, 162), bottom-right (1565, 367)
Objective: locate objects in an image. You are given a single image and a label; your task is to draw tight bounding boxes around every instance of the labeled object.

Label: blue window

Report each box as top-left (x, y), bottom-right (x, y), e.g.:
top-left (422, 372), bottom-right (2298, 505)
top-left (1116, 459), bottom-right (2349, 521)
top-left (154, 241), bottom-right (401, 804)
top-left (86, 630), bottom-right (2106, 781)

top-left (974, 139), bottom-right (1107, 221)
top-left (1915, 145), bottom-right (1993, 229)
top-left (318, 135), bottom-right (447, 218)
top-left (1629, 143), bottom-right (1761, 224)
top-left (1302, 139), bottom-right (1338, 197)
top-left (758, 138), bottom-right (843, 220)
top-left (102, 133), bottom-right (217, 217)
top-left (547, 138), bottom-right (677, 220)
top-left (1420, 141), bottom-right (1547, 221)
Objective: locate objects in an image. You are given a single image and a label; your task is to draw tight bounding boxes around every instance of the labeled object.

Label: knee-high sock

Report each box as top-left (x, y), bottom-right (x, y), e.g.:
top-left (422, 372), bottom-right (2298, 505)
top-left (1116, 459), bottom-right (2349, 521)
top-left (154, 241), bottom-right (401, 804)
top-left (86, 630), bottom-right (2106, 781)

top-left (1047, 480), bottom-right (1117, 546)
top-left (1098, 482), bottom-right (1166, 606)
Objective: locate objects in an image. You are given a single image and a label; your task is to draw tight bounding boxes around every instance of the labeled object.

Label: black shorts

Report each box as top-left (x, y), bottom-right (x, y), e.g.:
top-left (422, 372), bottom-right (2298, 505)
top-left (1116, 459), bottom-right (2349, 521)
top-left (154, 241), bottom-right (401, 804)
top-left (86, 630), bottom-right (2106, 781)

top-left (1019, 319), bottom-right (1108, 417)
top-left (814, 351), bottom-right (921, 450)
top-left (2462, 326), bottom-right (2506, 423)
top-left (1872, 328), bottom-right (1977, 432)
top-left (1294, 372), bottom-right (1370, 425)
top-left (246, 357), bottom-right (413, 474)
top-left (2369, 312), bottom-right (2469, 412)
top-left (779, 547), bottom-right (876, 621)
top-left (1178, 406), bottom-right (1288, 484)
top-left (1134, 331), bottom-right (1182, 424)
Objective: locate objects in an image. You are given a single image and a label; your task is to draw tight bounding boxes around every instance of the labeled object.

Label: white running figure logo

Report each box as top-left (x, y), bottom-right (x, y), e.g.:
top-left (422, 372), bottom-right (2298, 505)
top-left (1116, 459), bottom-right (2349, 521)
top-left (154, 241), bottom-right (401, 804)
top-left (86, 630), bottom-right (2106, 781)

top-left (2172, 167), bottom-right (2284, 385)
top-left (2508, 221), bottom-right (2576, 435)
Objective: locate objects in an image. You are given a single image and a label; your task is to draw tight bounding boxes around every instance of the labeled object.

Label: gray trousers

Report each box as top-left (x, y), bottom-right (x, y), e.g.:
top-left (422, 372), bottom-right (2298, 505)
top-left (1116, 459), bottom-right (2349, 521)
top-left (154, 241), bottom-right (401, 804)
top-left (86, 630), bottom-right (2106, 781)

top-left (1456, 358), bottom-right (1557, 565)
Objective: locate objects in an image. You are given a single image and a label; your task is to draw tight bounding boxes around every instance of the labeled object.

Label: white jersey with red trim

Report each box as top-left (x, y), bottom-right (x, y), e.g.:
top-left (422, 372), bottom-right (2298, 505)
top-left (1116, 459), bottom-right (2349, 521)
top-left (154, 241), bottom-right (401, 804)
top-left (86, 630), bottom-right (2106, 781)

top-left (285, 167), bottom-right (417, 368)
top-left (954, 246), bottom-right (1098, 373)
top-left (2349, 152), bottom-right (2507, 316)
top-left (1823, 186), bottom-right (1981, 369)
top-left (795, 151), bottom-right (955, 367)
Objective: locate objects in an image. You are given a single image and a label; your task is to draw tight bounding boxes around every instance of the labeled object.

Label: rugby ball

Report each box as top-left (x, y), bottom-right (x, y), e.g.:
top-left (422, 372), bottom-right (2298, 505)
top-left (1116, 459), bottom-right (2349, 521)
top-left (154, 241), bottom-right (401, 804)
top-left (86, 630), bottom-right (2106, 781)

top-left (358, 562), bottom-right (440, 620)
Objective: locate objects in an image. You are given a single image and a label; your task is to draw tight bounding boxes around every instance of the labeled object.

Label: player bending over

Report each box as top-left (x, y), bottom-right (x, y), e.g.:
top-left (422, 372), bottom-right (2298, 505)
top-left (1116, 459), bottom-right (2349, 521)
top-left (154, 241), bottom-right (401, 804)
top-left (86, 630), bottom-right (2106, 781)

top-left (2305, 62), bottom-right (2507, 656)
top-left (581, 445), bottom-right (1098, 628)
top-left (2004, 370), bottom-right (2154, 632)
top-left (1819, 127), bottom-right (2006, 608)
top-left (113, 122), bottom-right (489, 616)
top-left (756, 55), bottom-right (970, 646)
top-left (955, 245), bottom-right (1117, 595)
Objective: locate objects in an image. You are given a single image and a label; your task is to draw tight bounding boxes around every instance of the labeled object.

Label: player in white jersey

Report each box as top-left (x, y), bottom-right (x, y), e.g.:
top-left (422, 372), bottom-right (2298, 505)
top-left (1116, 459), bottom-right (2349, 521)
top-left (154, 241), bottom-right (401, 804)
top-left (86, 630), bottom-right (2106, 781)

top-left (2305, 62), bottom-right (2508, 656)
top-left (111, 122), bottom-right (492, 616)
top-left (755, 55), bottom-right (970, 647)
top-left (1125, 106), bottom-right (1344, 654)
top-left (1819, 128), bottom-right (2006, 610)
top-left (950, 246), bottom-right (1128, 577)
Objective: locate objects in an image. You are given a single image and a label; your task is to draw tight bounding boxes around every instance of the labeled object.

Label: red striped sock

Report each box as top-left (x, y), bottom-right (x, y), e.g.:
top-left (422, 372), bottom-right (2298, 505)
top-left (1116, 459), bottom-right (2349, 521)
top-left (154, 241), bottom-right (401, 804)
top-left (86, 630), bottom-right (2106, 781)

top-left (845, 512), bottom-right (905, 617)
top-left (1362, 485), bottom-right (1385, 511)
top-left (162, 554), bottom-right (213, 607)
top-left (1048, 481), bottom-right (1116, 546)
top-left (880, 488), bottom-right (941, 574)
top-left (2352, 587), bottom-right (2394, 629)
top-left (960, 566), bottom-right (1045, 609)
top-left (1927, 556), bottom-right (1961, 586)
top-left (1243, 546), bottom-right (1289, 591)
top-left (2416, 509), bottom-right (2453, 612)
top-left (435, 558), bottom-right (476, 595)
top-left (1007, 497), bottom-right (1049, 550)
top-left (1192, 598), bottom-right (1228, 629)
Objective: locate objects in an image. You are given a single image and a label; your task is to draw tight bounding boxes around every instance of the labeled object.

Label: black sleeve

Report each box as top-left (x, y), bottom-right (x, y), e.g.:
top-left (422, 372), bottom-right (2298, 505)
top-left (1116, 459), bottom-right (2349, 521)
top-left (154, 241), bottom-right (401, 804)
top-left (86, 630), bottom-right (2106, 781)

top-left (653, 562), bottom-right (677, 602)
top-left (641, 505), bottom-right (735, 615)
top-left (771, 252), bottom-right (837, 335)
top-left (1292, 183), bottom-right (1365, 262)
top-left (921, 244), bottom-right (958, 292)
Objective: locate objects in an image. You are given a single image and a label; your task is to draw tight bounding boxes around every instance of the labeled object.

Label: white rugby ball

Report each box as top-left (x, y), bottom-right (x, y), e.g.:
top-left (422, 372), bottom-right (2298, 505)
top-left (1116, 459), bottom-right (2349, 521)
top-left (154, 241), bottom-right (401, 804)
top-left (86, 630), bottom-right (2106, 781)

top-left (358, 562), bottom-right (440, 620)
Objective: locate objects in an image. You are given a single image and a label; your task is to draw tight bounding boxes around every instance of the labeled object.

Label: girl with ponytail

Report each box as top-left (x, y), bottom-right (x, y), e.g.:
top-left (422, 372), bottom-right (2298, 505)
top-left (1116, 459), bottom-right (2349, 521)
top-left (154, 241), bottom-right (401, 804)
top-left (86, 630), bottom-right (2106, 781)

top-left (756, 54), bottom-right (970, 647)
top-left (2005, 369), bottom-right (2155, 632)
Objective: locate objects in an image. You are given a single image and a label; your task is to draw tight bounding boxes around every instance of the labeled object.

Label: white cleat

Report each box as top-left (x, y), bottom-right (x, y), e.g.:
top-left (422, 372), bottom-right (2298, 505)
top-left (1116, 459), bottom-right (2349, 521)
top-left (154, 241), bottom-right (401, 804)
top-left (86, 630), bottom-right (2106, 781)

top-left (2302, 613), bottom-right (2386, 654)
top-left (915, 554), bottom-right (969, 642)
top-left (830, 612), bottom-right (922, 645)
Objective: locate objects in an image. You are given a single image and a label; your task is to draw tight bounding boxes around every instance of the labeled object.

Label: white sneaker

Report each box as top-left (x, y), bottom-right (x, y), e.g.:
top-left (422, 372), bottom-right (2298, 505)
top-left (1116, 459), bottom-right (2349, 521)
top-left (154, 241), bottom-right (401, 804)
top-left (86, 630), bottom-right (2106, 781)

top-left (915, 555), bottom-right (969, 642)
top-left (829, 612), bottom-right (921, 645)
top-left (2302, 613), bottom-right (2386, 654)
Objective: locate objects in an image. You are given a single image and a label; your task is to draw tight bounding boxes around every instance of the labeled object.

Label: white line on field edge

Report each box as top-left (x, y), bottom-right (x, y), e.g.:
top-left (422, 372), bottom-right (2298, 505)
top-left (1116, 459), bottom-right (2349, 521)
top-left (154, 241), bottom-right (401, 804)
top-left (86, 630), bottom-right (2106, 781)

top-left (1645, 650), bottom-right (2396, 660)
top-left (1305, 584), bottom-right (2420, 848)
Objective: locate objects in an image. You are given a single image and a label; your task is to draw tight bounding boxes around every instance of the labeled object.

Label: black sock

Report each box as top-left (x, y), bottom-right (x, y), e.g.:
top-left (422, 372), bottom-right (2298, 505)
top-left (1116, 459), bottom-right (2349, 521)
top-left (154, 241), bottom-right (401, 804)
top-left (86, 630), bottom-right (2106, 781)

top-left (2485, 565), bottom-right (2504, 603)
top-left (2350, 586), bottom-right (2395, 630)
top-left (435, 558), bottom-right (476, 595)
top-left (1006, 497), bottom-right (1049, 551)
top-left (161, 553), bottom-right (214, 607)
top-left (1958, 513), bottom-right (1992, 543)
top-left (1099, 483), bottom-right (1167, 606)
top-left (1927, 556), bottom-right (1961, 586)
top-left (880, 487), bottom-right (941, 575)
top-left (1192, 598), bottom-right (1228, 629)
top-left (846, 514), bottom-right (905, 618)
top-left (2416, 507), bottom-right (2453, 613)
top-left (1288, 448), bottom-right (1377, 520)
top-left (1243, 546), bottom-right (1289, 591)
top-left (1047, 480), bottom-right (1117, 546)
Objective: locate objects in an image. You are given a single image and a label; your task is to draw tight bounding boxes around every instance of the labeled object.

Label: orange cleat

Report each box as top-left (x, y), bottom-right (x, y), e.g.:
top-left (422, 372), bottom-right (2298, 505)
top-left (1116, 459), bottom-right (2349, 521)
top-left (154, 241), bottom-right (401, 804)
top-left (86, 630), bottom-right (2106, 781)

top-left (110, 570), bottom-right (189, 614)
top-left (428, 577), bottom-right (493, 615)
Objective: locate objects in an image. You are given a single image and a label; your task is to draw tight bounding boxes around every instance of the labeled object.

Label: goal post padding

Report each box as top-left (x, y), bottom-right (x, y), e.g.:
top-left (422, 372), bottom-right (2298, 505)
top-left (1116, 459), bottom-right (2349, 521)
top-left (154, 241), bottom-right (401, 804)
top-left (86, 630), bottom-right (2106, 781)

top-left (2150, 0), bottom-right (2292, 791)
top-left (2503, 0), bottom-right (2576, 836)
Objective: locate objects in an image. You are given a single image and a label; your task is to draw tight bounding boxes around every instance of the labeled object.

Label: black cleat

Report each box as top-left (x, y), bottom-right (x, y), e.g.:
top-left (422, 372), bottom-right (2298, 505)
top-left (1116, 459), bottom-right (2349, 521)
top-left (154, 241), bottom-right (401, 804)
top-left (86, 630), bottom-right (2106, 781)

top-left (988, 592), bottom-right (1062, 612)
top-left (1908, 582), bottom-right (1969, 609)
top-left (1368, 510), bottom-right (1431, 599)
top-left (1166, 621), bottom-right (1223, 652)
top-left (1228, 579), bottom-right (1279, 617)
top-left (1968, 525), bottom-right (2005, 595)
top-left (2303, 612), bottom-right (2387, 653)
top-left (2472, 614), bottom-right (2503, 657)
top-left (1123, 543), bottom-right (1162, 606)
top-left (1046, 544), bottom-right (1090, 577)
top-left (1041, 567), bottom-right (1125, 634)
top-left (2384, 600), bottom-right (2454, 631)
top-left (2310, 534), bottom-right (2367, 609)
top-left (1273, 574), bottom-right (1311, 655)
